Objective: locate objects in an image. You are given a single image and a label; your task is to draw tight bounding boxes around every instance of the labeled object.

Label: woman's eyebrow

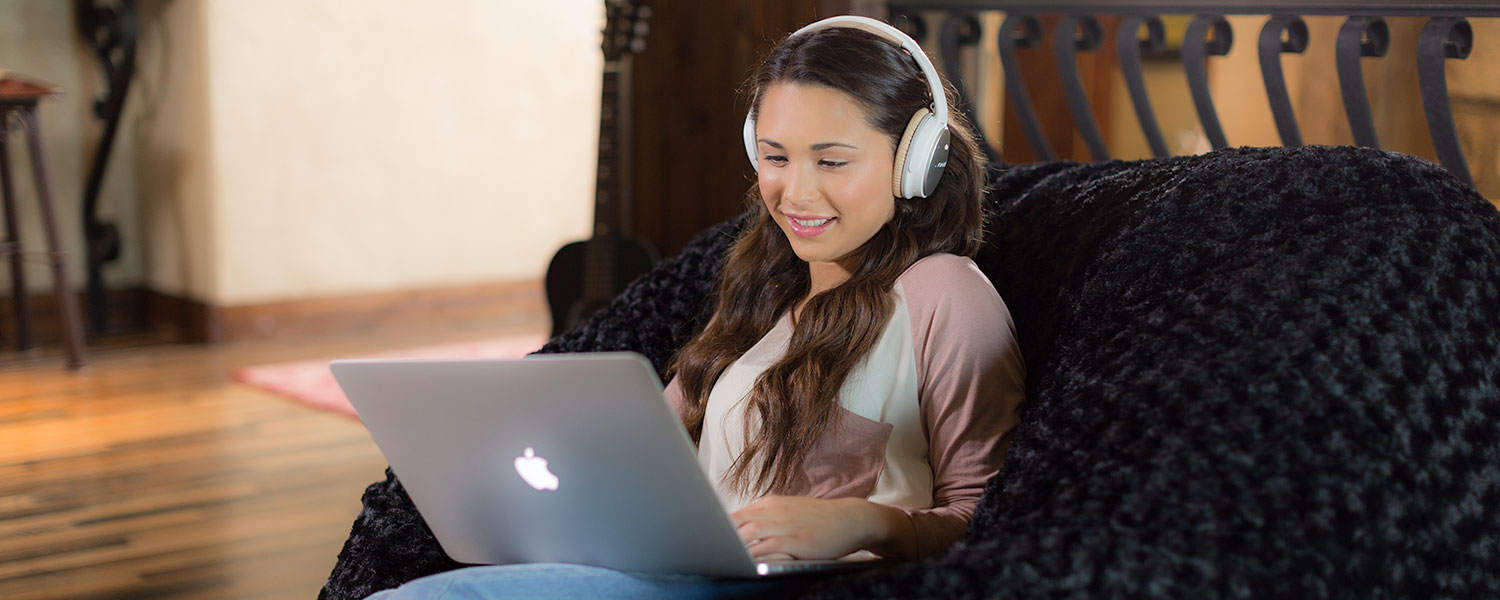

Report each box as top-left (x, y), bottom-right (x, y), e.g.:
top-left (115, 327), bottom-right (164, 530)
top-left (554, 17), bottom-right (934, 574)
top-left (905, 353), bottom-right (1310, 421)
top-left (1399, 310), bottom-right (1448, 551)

top-left (757, 139), bottom-right (859, 151)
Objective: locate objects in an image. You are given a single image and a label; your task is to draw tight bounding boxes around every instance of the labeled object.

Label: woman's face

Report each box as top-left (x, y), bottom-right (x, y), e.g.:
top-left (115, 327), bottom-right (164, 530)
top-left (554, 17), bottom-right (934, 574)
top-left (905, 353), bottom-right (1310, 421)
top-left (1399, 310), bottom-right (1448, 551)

top-left (753, 82), bottom-right (896, 275)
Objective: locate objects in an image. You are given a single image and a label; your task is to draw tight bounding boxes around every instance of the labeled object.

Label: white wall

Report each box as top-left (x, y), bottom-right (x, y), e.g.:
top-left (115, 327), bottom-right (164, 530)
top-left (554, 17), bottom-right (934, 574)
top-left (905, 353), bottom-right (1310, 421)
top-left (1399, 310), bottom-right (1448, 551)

top-left (193, 0), bottom-right (600, 305)
top-left (5, 0), bottom-right (600, 307)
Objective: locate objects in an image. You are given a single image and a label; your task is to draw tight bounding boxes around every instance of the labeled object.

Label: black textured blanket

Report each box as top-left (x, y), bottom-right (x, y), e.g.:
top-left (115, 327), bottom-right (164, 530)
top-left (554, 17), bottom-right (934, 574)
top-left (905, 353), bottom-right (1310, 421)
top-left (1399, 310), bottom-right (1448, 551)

top-left (321, 146), bottom-right (1500, 599)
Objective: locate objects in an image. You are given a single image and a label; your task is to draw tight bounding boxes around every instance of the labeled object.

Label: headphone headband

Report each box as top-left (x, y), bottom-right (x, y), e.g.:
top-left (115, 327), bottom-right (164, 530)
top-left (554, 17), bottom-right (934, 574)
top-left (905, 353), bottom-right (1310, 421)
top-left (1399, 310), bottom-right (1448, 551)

top-left (787, 16), bottom-right (948, 125)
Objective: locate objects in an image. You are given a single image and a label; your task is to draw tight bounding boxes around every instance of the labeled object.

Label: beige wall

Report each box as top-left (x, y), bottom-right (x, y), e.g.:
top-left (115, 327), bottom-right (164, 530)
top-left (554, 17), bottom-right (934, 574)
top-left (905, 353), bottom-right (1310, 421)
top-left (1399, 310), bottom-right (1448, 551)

top-left (133, 0), bottom-right (214, 303)
top-left (4, 0), bottom-right (601, 307)
top-left (156, 0), bottom-right (600, 306)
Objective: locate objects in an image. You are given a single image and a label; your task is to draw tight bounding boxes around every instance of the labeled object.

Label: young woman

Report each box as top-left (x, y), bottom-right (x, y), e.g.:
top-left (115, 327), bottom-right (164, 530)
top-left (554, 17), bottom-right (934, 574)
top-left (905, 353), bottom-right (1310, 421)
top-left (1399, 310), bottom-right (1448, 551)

top-left (373, 14), bottom-right (1025, 599)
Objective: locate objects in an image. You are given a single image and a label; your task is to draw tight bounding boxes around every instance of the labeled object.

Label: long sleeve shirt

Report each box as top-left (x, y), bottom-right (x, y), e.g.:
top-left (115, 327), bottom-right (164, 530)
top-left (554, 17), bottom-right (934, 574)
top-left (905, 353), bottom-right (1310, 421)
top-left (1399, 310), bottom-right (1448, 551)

top-left (664, 253), bottom-right (1026, 557)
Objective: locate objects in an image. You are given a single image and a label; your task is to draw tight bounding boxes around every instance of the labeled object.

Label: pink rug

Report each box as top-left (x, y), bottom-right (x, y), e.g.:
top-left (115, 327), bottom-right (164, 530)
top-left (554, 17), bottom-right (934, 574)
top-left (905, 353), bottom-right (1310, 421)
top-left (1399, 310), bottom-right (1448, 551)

top-left (234, 334), bottom-right (549, 419)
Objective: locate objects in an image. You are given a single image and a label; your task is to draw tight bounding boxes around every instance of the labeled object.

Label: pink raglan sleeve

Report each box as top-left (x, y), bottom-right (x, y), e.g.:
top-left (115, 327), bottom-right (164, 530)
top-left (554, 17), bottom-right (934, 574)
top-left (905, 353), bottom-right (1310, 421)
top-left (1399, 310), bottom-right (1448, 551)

top-left (898, 255), bottom-right (1026, 557)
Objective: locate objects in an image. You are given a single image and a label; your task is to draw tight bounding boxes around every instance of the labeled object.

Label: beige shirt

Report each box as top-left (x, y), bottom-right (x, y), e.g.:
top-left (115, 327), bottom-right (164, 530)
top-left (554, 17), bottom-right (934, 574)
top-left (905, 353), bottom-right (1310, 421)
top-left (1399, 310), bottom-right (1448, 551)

top-left (664, 253), bottom-right (1026, 557)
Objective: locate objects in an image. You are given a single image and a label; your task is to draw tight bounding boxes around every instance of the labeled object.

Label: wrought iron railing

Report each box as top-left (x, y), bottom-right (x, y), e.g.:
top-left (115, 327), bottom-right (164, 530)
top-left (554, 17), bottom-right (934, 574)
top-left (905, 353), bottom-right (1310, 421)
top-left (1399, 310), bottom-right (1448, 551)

top-left (886, 1), bottom-right (1500, 188)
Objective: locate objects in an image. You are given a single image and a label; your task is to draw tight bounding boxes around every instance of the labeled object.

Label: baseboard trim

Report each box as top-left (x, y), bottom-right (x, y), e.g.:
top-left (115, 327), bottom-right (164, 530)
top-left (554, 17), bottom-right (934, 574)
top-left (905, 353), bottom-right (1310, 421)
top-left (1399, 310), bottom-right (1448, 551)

top-left (0, 288), bottom-right (151, 345)
top-left (148, 279), bottom-right (547, 344)
top-left (1, 279), bottom-right (547, 347)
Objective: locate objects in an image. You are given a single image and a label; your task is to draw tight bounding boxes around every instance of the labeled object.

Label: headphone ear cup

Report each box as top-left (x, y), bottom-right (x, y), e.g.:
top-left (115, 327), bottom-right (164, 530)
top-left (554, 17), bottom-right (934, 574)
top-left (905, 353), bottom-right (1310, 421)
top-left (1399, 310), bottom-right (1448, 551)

top-left (906, 117), bottom-right (951, 198)
top-left (892, 108), bottom-right (929, 198)
top-left (743, 115), bottom-right (759, 172)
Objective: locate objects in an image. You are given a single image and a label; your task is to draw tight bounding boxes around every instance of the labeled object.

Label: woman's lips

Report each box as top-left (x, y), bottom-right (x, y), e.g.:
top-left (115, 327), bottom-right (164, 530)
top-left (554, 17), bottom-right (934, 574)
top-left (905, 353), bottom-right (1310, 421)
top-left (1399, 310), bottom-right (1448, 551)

top-left (785, 214), bottom-right (836, 238)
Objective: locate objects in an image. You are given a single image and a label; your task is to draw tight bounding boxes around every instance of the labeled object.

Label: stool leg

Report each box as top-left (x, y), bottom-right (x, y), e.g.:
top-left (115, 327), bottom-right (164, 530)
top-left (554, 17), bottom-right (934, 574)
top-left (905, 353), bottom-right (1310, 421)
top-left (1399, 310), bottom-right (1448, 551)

top-left (0, 110), bottom-right (36, 351)
top-left (20, 107), bottom-right (88, 369)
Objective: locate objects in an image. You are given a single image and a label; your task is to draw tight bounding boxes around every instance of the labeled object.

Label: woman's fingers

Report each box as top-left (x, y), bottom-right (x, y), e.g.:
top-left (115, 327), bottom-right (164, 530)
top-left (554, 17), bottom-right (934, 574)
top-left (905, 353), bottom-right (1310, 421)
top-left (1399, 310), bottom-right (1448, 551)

top-left (730, 495), bottom-right (866, 559)
top-left (735, 520), bottom-right (773, 544)
top-left (756, 552), bottom-right (796, 561)
top-left (731, 498), bottom-right (779, 540)
top-left (747, 535), bottom-right (786, 558)
top-left (739, 523), bottom-right (815, 559)
top-left (746, 531), bottom-right (815, 559)
top-left (734, 500), bottom-right (796, 557)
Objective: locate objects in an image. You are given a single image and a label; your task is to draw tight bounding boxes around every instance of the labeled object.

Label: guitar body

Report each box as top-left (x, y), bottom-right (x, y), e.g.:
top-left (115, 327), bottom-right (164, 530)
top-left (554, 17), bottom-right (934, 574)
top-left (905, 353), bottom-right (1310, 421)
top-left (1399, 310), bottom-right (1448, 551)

top-left (544, 236), bottom-right (659, 336)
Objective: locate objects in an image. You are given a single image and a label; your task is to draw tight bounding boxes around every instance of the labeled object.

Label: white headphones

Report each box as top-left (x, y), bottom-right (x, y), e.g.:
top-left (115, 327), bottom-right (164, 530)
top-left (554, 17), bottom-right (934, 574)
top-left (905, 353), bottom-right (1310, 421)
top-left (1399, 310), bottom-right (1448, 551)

top-left (743, 15), bottom-right (951, 199)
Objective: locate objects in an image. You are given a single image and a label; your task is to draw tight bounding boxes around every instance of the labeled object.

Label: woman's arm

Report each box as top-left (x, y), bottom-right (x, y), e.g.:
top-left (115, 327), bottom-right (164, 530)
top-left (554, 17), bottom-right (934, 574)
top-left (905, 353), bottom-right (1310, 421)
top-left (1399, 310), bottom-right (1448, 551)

top-left (896, 254), bottom-right (1027, 556)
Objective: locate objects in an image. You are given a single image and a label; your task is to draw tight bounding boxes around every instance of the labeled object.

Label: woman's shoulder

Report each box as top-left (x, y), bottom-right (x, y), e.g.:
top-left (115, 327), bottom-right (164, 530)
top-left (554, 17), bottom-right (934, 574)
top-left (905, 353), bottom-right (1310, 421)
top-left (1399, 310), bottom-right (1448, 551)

top-left (897, 253), bottom-right (996, 295)
top-left (895, 254), bottom-right (1019, 385)
top-left (896, 253), bottom-right (1009, 323)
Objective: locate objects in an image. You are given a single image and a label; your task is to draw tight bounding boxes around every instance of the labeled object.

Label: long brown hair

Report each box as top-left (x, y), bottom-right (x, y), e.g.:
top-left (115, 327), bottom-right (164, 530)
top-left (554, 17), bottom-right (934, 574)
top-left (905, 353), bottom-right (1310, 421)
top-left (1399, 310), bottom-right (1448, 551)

top-left (669, 26), bottom-right (987, 496)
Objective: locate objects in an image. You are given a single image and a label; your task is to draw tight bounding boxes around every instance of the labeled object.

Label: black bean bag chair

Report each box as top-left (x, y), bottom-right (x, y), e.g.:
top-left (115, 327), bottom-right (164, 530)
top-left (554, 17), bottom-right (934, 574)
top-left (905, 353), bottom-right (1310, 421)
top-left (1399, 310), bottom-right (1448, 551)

top-left (320, 145), bottom-right (1500, 599)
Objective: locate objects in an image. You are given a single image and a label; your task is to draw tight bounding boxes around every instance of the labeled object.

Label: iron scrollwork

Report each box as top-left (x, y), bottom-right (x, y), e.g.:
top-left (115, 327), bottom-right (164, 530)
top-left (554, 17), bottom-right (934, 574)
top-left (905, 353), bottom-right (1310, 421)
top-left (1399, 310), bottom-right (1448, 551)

top-left (74, 0), bottom-right (136, 332)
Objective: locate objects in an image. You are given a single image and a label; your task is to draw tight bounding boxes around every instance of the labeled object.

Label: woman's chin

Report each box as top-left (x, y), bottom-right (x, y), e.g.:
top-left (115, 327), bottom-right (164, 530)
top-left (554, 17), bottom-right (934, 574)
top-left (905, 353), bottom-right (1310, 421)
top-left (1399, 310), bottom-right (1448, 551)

top-left (786, 245), bottom-right (825, 265)
top-left (788, 247), bottom-right (857, 270)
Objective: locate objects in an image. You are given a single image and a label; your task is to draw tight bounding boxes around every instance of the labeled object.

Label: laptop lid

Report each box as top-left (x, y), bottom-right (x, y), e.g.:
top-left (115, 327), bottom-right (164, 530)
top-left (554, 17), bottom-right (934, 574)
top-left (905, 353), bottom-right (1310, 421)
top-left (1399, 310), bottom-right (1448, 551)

top-left (331, 352), bottom-right (760, 577)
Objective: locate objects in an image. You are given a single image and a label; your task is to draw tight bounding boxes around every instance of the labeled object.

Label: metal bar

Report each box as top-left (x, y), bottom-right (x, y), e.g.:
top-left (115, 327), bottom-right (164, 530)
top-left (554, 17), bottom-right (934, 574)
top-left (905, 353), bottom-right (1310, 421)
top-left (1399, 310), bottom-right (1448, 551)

top-left (20, 108), bottom-right (89, 369)
top-left (0, 108), bottom-right (35, 351)
top-left (76, 0), bottom-right (136, 333)
top-left (1182, 14), bottom-right (1233, 151)
top-left (1335, 16), bottom-right (1388, 148)
top-left (1417, 17), bottom-right (1476, 188)
top-left (938, 13), bottom-right (1005, 164)
top-left (996, 13), bottom-right (1055, 160)
top-left (1259, 15), bottom-right (1309, 147)
top-left (891, 1), bottom-right (1500, 17)
top-left (1053, 15), bottom-right (1110, 161)
top-left (1118, 15), bottom-right (1170, 157)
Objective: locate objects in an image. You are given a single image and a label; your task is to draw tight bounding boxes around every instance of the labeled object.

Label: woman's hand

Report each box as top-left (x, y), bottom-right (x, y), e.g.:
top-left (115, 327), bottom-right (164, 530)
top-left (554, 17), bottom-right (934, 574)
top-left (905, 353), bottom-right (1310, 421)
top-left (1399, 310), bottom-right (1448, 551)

top-left (730, 495), bottom-right (917, 560)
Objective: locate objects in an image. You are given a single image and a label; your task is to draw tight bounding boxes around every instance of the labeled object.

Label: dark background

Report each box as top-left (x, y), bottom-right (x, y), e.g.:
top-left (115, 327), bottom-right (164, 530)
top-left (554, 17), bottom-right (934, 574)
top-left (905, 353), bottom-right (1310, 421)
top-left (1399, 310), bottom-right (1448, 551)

top-left (627, 1), bottom-right (844, 257)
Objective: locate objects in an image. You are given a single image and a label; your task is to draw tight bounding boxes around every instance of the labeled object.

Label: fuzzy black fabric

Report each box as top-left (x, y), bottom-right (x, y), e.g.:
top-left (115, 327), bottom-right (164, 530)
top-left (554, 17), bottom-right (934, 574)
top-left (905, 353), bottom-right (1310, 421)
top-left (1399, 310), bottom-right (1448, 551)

top-left (320, 146), bottom-right (1500, 599)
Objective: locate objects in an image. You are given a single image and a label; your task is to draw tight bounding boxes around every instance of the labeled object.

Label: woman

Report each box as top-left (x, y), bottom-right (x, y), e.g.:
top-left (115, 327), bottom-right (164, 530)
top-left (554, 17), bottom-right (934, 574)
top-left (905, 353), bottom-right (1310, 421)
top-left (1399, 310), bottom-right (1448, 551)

top-left (373, 14), bottom-right (1024, 598)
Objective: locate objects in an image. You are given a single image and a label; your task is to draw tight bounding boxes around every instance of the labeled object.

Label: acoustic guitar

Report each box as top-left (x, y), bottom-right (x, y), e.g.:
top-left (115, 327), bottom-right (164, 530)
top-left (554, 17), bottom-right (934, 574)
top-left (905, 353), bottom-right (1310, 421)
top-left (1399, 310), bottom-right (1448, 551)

top-left (545, 0), bottom-right (660, 336)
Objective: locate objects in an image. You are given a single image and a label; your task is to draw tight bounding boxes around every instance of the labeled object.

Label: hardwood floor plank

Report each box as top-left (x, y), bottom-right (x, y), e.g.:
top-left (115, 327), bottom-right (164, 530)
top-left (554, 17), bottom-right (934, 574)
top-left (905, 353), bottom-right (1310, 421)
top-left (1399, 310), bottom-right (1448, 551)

top-left (0, 315), bottom-right (547, 599)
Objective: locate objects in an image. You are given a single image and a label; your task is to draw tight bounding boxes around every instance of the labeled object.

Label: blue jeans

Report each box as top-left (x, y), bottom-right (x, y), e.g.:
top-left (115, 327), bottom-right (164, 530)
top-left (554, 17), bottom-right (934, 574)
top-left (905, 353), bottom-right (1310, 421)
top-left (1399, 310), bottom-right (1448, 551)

top-left (365, 564), bottom-right (827, 600)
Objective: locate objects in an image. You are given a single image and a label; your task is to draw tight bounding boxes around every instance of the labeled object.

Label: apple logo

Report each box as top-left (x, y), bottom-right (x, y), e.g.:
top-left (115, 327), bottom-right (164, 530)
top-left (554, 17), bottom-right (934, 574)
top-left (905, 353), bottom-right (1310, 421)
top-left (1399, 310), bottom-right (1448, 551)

top-left (514, 447), bottom-right (560, 491)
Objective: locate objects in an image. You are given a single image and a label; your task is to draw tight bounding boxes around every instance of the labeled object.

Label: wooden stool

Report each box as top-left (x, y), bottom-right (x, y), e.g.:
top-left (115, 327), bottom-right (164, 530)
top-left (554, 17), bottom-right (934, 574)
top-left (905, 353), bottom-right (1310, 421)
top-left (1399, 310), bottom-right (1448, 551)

top-left (0, 72), bottom-right (88, 369)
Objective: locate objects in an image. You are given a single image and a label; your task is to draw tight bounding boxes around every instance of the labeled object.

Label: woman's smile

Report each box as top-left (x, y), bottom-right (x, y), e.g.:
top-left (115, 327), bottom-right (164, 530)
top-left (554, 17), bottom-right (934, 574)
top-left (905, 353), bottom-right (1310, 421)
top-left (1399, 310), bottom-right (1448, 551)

top-left (785, 214), bottom-right (838, 237)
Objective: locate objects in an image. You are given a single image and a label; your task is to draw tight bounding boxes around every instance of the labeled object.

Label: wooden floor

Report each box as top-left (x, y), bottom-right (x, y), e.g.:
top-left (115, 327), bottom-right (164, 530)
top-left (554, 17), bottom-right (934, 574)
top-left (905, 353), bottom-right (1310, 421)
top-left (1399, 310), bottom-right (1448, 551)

top-left (0, 315), bottom-right (549, 600)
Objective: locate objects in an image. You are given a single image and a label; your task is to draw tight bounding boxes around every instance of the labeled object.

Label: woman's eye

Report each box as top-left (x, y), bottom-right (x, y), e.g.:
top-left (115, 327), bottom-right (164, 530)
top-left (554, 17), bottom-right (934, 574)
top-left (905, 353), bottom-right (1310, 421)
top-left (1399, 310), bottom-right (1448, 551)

top-left (763, 155), bottom-right (788, 165)
top-left (819, 160), bottom-right (847, 168)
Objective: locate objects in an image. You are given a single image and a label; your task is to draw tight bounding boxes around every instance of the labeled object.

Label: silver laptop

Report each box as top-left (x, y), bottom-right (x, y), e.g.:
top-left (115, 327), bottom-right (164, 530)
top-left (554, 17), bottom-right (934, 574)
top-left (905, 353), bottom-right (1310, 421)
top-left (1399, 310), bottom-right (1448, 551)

top-left (330, 352), bottom-right (883, 578)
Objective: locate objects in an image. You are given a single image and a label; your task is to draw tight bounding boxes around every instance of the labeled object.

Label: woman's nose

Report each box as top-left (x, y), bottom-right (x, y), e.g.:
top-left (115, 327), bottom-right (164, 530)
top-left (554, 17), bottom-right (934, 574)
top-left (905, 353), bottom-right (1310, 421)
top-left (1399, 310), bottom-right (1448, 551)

top-left (782, 163), bottom-right (818, 206)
